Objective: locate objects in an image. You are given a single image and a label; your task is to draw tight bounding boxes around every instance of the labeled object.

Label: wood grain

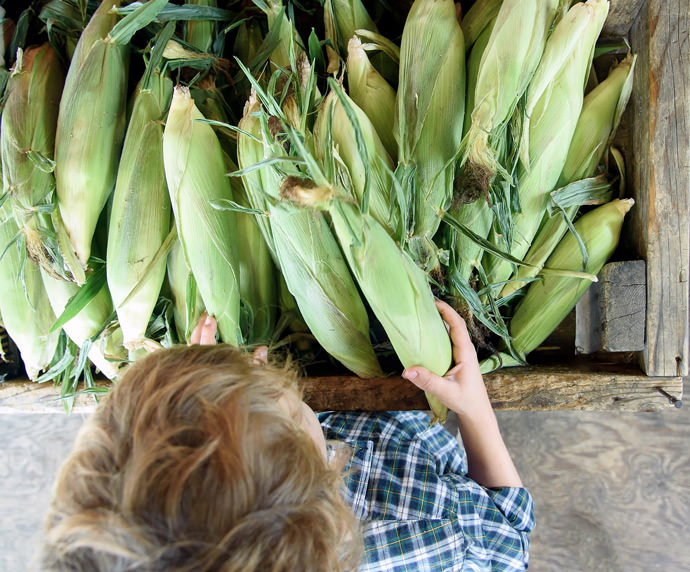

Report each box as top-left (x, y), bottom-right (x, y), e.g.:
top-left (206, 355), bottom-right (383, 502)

top-left (629, 0), bottom-right (690, 376)
top-left (497, 405), bottom-right (690, 571)
top-left (601, 0), bottom-right (646, 38)
top-left (575, 261), bottom-right (646, 353)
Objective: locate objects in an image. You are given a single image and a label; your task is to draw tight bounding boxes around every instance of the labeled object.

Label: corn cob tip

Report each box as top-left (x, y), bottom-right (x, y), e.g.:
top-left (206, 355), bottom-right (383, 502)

top-left (279, 176), bottom-right (334, 208)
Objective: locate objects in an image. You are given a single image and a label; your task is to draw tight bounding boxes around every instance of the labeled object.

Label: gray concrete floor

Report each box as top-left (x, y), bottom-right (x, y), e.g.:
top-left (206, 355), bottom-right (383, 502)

top-left (2, 397), bottom-right (688, 571)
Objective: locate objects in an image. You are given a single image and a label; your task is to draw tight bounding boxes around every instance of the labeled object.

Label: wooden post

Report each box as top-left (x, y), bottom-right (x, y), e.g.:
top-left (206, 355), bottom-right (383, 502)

top-left (629, 0), bottom-right (690, 376)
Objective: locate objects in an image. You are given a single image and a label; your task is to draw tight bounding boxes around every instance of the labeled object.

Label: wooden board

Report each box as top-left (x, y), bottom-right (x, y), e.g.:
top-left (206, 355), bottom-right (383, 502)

top-left (602, 0), bottom-right (646, 38)
top-left (498, 405), bottom-right (690, 571)
top-left (1, 361), bottom-right (681, 414)
top-left (629, 0), bottom-right (690, 376)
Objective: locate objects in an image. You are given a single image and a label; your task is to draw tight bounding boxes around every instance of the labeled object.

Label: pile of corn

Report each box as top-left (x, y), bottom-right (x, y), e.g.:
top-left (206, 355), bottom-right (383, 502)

top-left (0, 0), bottom-right (635, 417)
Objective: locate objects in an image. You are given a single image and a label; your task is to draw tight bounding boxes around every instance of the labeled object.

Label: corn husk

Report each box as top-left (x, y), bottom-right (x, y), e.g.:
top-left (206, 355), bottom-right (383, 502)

top-left (396, 0), bottom-right (465, 268)
top-left (185, 0), bottom-right (216, 53)
top-left (346, 36), bottom-right (397, 160)
top-left (283, 177), bottom-right (452, 421)
top-left (462, 0), bottom-right (560, 196)
top-left (163, 86), bottom-right (242, 345)
top-left (106, 70), bottom-right (173, 351)
top-left (510, 198), bottom-right (633, 357)
top-left (238, 93), bottom-right (382, 377)
top-left (484, 0), bottom-right (609, 288)
top-left (502, 53), bottom-right (635, 298)
top-left (40, 269), bottom-right (125, 380)
top-left (166, 237), bottom-right (204, 343)
top-left (0, 203), bottom-right (60, 379)
top-left (53, 0), bottom-right (129, 280)
top-left (313, 88), bottom-right (400, 239)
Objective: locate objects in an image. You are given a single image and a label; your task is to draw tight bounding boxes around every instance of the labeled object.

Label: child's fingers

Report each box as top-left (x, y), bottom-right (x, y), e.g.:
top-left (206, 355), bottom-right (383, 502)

top-left (434, 299), bottom-right (474, 364)
top-left (252, 345), bottom-right (269, 365)
top-left (189, 312), bottom-right (217, 345)
top-left (402, 364), bottom-right (464, 410)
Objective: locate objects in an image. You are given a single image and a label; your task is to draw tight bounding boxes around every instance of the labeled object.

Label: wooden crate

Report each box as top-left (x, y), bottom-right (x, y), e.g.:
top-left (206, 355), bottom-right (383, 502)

top-left (0, 0), bottom-right (687, 413)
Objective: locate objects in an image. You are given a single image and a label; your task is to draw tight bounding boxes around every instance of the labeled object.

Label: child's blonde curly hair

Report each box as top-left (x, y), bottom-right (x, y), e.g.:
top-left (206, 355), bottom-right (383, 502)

top-left (37, 344), bottom-right (362, 571)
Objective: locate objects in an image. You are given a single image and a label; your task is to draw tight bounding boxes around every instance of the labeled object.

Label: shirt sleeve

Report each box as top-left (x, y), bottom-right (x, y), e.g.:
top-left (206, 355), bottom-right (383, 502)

top-left (455, 481), bottom-right (534, 571)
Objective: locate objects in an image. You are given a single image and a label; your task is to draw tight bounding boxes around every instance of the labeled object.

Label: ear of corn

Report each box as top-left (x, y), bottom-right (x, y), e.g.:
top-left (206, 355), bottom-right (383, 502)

top-left (313, 87), bottom-right (400, 238)
top-left (0, 203), bottom-right (60, 379)
top-left (106, 69), bottom-right (173, 351)
top-left (185, 0), bottom-right (216, 53)
top-left (166, 237), bottom-right (205, 343)
top-left (163, 85), bottom-right (242, 346)
top-left (502, 53), bottom-right (636, 298)
top-left (1, 44), bottom-right (66, 277)
top-left (262, 0), bottom-right (303, 70)
top-left (462, 0), bottom-right (560, 197)
top-left (284, 178), bottom-right (452, 421)
top-left (238, 94), bottom-right (382, 377)
top-left (54, 0), bottom-right (129, 280)
top-left (484, 0), bottom-right (609, 289)
top-left (510, 198), bottom-right (634, 358)
top-left (460, 0), bottom-right (503, 50)
top-left (346, 36), bottom-right (397, 160)
top-left (446, 21), bottom-right (495, 287)
top-left (40, 268), bottom-right (125, 380)
top-left (323, 0), bottom-right (377, 67)
top-left (396, 0), bottom-right (465, 268)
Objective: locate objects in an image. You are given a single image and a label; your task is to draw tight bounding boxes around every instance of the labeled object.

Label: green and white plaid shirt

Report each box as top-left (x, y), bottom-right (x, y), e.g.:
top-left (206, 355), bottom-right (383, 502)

top-left (318, 411), bottom-right (534, 572)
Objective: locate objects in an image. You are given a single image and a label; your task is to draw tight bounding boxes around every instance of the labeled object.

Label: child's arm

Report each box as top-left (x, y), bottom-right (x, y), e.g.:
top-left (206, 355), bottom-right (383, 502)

top-left (402, 300), bottom-right (523, 489)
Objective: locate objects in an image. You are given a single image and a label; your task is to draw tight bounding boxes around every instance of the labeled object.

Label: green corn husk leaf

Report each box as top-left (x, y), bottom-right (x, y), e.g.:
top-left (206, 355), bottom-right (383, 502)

top-left (107, 69), bottom-right (173, 351)
top-left (313, 86), bottom-right (400, 239)
top-left (236, 94), bottom-right (276, 254)
top-left (260, 0), bottom-right (303, 71)
top-left (1, 44), bottom-right (69, 278)
top-left (462, 20), bottom-right (493, 141)
top-left (500, 53), bottom-right (635, 298)
top-left (166, 237), bottom-right (204, 343)
top-left (510, 198), bottom-right (634, 358)
top-left (443, 22), bottom-right (495, 289)
top-left (40, 265), bottom-right (125, 380)
top-left (396, 0), bottom-right (465, 268)
top-left (199, 85), bottom-right (278, 346)
top-left (235, 194), bottom-right (278, 345)
top-left (0, 204), bottom-right (60, 380)
top-left (484, 0), bottom-right (609, 288)
top-left (220, 141), bottom-right (278, 346)
top-left (323, 0), bottom-right (396, 82)
top-left (54, 0), bottom-right (129, 279)
top-left (238, 93), bottom-right (382, 377)
top-left (234, 19), bottom-right (264, 69)
top-left (461, 0), bottom-right (502, 50)
top-left (462, 0), bottom-right (560, 197)
top-left (558, 53), bottom-right (636, 186)
top-left (185, 0), bottom-right (217, 54)
top-left (346, 35), bottom-right (397, 161)
top-left (163, 86), bottom-right (242, 346)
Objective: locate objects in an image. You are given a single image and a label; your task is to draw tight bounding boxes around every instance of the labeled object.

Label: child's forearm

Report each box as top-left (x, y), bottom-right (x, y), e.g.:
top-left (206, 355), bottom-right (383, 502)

top-left (456, 402), bottom-right (523, 489)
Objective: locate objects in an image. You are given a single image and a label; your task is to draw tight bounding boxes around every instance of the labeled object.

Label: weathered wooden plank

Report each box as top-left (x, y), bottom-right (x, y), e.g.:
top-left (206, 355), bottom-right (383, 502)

top-left (629, 0), bottom-right (690, 376)
top-left (301, 363), bottom-right (683, 411)
top-left (0, 363), bottom-right (682, 414)
top-left (575, 260), bottom-right (646, 353)
top-left (602, 0), bottom-right (646, 38)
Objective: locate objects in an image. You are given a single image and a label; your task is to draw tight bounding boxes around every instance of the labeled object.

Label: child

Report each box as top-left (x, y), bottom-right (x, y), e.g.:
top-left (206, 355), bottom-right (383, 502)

top-left (37, 301), bottom-right (533, 571)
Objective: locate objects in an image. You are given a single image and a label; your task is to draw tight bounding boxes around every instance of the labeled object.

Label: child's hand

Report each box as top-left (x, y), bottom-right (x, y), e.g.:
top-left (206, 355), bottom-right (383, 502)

top-left (189, 312), bottom-right (218, 345)
top-left (402, 299), bottom-right (492, 420)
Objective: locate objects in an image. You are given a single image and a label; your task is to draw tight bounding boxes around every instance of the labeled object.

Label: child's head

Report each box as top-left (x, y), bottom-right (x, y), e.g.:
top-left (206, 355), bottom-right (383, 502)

top-left (37, 344), bottom-right (361, 571)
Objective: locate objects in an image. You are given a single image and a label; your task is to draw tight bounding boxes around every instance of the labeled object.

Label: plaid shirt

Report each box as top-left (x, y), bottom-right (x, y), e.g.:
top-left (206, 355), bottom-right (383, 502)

top-left (318, 411), bottom-right (535, 572)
